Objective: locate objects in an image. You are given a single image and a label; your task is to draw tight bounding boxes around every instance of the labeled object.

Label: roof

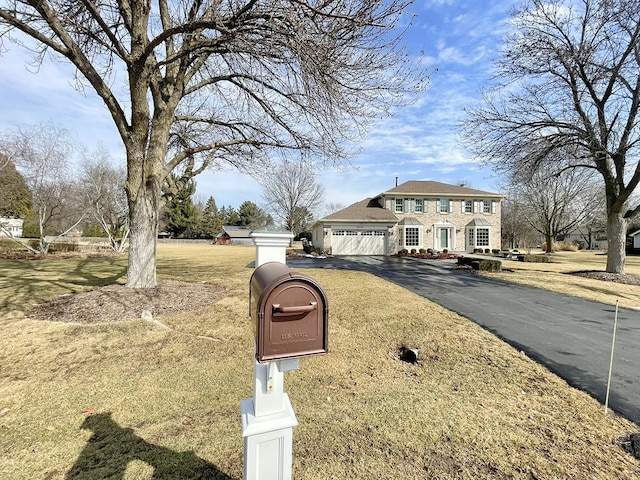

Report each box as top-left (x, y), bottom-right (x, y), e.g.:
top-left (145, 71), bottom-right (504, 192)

top-left (630, 230), bottom-right (640, 237)
top-left (467, 219), bottom-right (492, 227)
top-left (320, 197), bottom-right (399, 223)
top-left (222, 225), bottom-right (252, 238)
top-left (384, 180), bottom-right (501, 197)
top-left (398, 217), bottom-right (423, 226)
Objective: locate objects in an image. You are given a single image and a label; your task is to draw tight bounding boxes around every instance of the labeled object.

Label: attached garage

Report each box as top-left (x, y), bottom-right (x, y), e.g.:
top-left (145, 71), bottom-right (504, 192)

top-left (312, 197), bottom-right (399, 256)
top-left (331, 229), bottom-right (387, 255)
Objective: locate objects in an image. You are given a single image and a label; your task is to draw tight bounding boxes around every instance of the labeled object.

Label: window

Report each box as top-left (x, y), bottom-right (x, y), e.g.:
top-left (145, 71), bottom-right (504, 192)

top-left (477, 228), bottom-right (489, 246)
top-left (395, 198), bottom-right (403, 213)
top-left (464, 200), bottom-right (473, 213)
top-left (438, 199), bottom-right (449, 213)
top-left (405, 227), bottom-right (420, 247)
top-left (414, 199), bottom-right (423, 213)
top-left (483, 200), bottom-right (491, 214)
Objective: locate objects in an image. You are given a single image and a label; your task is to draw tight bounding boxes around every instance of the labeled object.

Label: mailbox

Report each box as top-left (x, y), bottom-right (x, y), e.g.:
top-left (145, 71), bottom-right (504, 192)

top-left (249, 262), bottom-right (328, 363)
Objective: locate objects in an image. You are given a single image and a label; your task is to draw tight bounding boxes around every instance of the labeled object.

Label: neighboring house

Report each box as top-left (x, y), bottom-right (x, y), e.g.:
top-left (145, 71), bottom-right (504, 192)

top-left (215, 225), bottom-right (253, 245)
top-left (558, 226), bottom-right (607, 250)
top-left (0, 217), bottom-right (24, 238)
top-left (312, 181), bottom-right (502, 255)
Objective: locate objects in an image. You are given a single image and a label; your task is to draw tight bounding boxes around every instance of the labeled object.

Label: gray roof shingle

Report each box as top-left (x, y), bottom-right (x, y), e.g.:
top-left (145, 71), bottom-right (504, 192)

top-left (321, 198), bottom-right (398, 222)
top-left (385, 180), bottom-right (500, 197)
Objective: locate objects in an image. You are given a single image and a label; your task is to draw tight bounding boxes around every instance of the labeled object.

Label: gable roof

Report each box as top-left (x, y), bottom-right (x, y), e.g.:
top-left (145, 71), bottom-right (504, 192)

top-left (222, 225), bottom-right (252, 238)
top-left (384, 180), bottom-right (500, 197)
top-left (320, 197), bottom-right (398, 223)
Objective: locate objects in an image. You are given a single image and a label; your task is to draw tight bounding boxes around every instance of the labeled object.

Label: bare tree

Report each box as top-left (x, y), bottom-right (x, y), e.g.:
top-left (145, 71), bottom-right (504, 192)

top-left (464, 0), bottom-right (640, 273)
top-left (1, 122), bottom-right (86, 253)
top-left (0, 0), bottom-right (425, 287)
top-left (321, 201), bottom-right (345, 218)
top-left (500, 193), bottom-right (539, 250)
top-left (80, 145), bottom-right (130, 253)
top-left (510, 165), bottom-right (600, 253)
top-left (261, 160), bottom-right (325, 236)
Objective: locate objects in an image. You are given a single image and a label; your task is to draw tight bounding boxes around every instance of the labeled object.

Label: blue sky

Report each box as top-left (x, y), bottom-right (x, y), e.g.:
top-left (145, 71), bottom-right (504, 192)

top-left (0, 0), bottom-right (518, 215)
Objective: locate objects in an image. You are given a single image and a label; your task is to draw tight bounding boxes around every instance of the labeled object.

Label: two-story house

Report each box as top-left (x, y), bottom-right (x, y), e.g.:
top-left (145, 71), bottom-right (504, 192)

top-left (312, 180), bottom-right (502, 255)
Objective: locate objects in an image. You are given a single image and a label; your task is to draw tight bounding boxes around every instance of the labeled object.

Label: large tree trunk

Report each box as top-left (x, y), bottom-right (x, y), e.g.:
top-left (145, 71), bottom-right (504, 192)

top-left (544, 232), bottom-right (554, 253)
top-left (126, 187), bottom-right (160, 288)
top-left (124, 135), bottom-right (165, 288)
top-left (606, 210), bottom-right (626, 274)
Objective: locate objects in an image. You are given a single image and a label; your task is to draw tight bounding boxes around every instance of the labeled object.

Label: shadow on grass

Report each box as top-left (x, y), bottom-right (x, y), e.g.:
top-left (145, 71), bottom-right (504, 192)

top-left (0, 257), bottom-right (127, 311)
top-left (66, 413), bottom-right (234, 480)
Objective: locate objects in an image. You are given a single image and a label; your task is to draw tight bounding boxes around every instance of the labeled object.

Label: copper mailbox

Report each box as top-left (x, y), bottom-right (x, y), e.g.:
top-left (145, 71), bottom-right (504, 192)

top-left (249, 262), bottom-right (328, 363)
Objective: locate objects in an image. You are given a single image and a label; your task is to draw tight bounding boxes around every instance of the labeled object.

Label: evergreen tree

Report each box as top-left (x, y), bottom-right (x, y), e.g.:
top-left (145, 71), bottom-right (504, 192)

top-left (198, 196), bottom-right (224, 239)
top-left (0, 156), bottom-right (32, 218)
top-left (163, 177), bottom-right (198, 238)
top-left (238, 201), bottom-right (272, 229)
top-left (220, 205), bottom-right (241, 226)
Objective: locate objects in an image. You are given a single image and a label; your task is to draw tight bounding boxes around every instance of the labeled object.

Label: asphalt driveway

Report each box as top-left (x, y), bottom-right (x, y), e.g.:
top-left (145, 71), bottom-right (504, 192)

top-left (288, 255), bottom-right (640, 425)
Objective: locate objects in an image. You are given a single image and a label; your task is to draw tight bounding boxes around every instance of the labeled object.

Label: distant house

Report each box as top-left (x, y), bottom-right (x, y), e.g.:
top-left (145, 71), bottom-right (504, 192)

top-left (216, 225), bottom-right (253, 245)
top-left (0, 217), bottom-right (24, 238)
top-left (312, 180), bottom-right (502, 255)
top-left (559, 225), bottom-right (607, 250)
top-left (629, 230), bottom-right (640, 252)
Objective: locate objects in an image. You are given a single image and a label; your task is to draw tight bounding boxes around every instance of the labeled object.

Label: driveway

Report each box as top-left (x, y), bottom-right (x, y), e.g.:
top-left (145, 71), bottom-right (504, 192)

top-left (287, 255), bottom-right (640, 425)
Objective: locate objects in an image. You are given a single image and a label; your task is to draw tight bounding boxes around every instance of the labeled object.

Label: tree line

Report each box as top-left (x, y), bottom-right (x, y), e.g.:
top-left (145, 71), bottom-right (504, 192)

top-left (1, 122), bottom-right (328, 250)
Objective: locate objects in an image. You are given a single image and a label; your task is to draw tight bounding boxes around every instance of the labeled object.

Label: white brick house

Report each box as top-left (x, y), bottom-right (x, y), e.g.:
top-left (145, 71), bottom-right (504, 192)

top-left (312, 181), bottom-right (502, 255)
top-left (0, 217), bottom-right (24, 238)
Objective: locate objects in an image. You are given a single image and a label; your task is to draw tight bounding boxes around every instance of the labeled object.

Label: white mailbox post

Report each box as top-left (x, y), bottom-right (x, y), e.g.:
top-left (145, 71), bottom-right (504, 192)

top-left (241, 230), bottom-right (297, 480)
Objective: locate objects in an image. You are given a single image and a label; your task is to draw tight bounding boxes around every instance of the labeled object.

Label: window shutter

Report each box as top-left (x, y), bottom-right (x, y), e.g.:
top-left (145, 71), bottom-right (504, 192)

top-left (473, 201), bottom-right (478, 214)
top-left (492, 201), bottom-right (497, 214)
top-left (449, 199), bottom-right (454, 213)
top-left (461, 200), bottom-right (465, 213)
top-left (404, 198), bottom-right (410, 213)
top-left (436, 199), bottom-right (441, 213)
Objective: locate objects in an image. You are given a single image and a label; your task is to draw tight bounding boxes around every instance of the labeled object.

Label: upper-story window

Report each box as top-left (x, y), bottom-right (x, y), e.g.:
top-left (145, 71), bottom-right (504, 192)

top-left (414, 199), bottom-right (423, 213)
top-left (438, 199), bottom-right (450, 213)
top-left (464, 200), bottom-right (473, 213)
top-left (483, 200), bottom-right (491, 214)
top-left (395, 198), bottom-right (403, 213)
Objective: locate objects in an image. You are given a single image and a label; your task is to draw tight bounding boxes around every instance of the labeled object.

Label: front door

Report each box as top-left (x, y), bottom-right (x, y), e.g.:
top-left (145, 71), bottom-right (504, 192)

top-left (439, 228), bottom-right (449, 249)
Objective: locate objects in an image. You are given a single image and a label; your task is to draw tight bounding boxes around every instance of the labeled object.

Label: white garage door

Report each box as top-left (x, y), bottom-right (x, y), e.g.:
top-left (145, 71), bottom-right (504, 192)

top-left (332, 230), bottom-right (386, 255)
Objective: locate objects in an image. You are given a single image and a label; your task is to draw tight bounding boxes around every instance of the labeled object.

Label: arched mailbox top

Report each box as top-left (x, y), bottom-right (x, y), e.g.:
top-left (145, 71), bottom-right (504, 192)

top-left (249, 262), bottom-right (328, 363)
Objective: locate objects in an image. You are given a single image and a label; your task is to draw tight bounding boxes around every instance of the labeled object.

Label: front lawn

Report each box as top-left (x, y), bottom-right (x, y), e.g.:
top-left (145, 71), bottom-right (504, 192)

top-left (0, 245), bottom-right (638, 479)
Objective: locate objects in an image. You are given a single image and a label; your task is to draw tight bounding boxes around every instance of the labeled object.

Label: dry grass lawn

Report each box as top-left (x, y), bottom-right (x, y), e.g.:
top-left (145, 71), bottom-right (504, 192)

top-left (483, 250), bottom-right (640, 309)
top-left (0, 244), bottom-right (639, 479)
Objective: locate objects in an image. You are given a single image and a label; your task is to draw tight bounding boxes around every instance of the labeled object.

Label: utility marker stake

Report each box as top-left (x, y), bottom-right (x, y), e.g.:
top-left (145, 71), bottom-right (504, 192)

top-left (604, 300), bottom-right (620, 416)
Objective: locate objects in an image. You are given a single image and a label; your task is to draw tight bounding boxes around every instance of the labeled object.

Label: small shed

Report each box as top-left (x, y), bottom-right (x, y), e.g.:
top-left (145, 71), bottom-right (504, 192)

top-left (216, 225), bottom-right (253, 245)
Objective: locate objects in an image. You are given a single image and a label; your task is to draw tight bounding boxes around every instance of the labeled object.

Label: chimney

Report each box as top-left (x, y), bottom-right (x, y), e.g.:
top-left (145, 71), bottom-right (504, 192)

top-left (395, 176), bottom-right (398, 187)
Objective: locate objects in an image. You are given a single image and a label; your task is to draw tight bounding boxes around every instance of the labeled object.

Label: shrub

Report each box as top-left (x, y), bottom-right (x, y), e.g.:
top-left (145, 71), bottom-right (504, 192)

top-left (410, 248), bottom-right (417, 254)
top-left (484, 248), bottom-right (491, 254)
top-left (472, 259), bottom-right (502, 272)
top-left (473, 248), bottom-right (483, 254)
top-left (492, 249), bottom-right (500, 255)
top-left (48, 242), bottom-right (79, 254)
top-left (0, 239), bottom-right (22, 252)
top-left (398, 249), bottom-right (408, 256)
top-left (556, 241), bottom-right (579, 252)
top-left (517, 254), bottom-right (551, 263)
top-left (427, 248), bottom-right (434, 254)
top-left (419, 248), bottom-right (426, 254)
